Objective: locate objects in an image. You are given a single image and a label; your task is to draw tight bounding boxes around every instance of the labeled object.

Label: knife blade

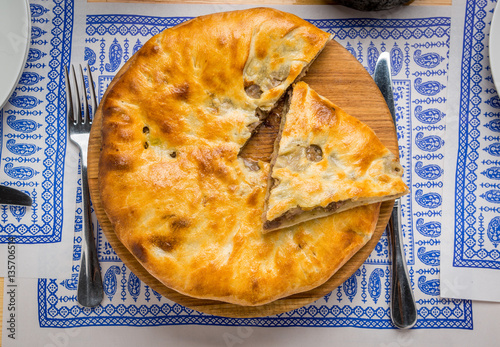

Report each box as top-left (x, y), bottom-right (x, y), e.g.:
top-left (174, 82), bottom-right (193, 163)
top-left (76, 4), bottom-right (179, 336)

top-left (0, 185), bottom-right (32, 206)
top-left (374, 52), bottom-right (417, 329)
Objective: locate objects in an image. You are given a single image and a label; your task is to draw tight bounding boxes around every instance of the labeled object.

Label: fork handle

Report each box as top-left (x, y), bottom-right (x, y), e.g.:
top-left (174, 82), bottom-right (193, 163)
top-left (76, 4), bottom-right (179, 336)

top-left (77, 159), bottom-right (104, 307)
top-left (388, 199), bottom-right (417, 329)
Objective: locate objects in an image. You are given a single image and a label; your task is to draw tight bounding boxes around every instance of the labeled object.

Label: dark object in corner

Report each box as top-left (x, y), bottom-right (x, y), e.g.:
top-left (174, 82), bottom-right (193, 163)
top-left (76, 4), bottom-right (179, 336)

top-left (336, 0), bottom-right (413, 11)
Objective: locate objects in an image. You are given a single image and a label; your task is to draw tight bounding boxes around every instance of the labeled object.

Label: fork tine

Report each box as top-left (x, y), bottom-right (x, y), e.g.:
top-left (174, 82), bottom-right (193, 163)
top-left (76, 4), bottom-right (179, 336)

top-left (71, 65), bottom-right (82, 125)
top-left (78, 64), bottom-right (90, 125)
top-left (86, 63), bottom-right (97, 123)
top-left (64, 66), bottom-right (74, 124)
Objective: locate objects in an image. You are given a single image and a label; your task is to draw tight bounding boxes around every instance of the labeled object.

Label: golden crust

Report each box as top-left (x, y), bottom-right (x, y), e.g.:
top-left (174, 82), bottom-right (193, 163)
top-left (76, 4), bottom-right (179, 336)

top-left (98, 8), bottom-right (378, 306)
top-left (264, 82), bottom-right (409, 229)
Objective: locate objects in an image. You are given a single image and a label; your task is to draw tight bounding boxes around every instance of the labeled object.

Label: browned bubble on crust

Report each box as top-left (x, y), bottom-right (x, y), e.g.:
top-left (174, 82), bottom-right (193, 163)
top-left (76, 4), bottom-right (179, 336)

top-left (131, 242), bottom-right (148, 263)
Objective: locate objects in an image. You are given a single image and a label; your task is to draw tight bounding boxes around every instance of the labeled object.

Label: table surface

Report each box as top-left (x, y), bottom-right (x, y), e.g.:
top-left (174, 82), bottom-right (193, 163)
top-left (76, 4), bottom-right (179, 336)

top-left (0, 0), bottom-right (451, 343)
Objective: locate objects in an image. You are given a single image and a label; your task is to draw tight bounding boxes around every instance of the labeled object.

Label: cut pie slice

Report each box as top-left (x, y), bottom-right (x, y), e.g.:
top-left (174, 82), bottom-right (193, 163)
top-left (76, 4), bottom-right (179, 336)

top-left (263, 81), bottom-right (409, 232)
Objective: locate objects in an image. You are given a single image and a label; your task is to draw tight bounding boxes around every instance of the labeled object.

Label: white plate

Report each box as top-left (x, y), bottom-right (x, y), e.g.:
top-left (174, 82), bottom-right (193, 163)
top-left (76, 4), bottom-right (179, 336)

top-left (491, 2), bottom-right (500, 90)
top-left (0, 0), bottom-right (31, 109)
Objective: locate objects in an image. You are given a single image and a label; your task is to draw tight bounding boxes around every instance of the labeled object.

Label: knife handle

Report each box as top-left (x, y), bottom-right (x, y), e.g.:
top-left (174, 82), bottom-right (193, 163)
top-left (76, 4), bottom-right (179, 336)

top-left (388, 199), bottom-right (417, 329)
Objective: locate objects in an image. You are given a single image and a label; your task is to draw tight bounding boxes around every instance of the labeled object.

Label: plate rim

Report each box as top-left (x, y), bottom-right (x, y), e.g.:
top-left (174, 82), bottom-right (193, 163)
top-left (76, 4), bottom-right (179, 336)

top-left (490, 2), bottom-right (500, 89)
top-left (0, 0), bottom-right (32, 109)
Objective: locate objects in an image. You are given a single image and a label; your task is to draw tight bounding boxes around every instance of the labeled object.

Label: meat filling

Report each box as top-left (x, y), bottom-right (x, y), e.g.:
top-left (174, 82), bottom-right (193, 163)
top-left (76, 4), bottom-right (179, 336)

top-left (263, 200), bottom-right (345, 230)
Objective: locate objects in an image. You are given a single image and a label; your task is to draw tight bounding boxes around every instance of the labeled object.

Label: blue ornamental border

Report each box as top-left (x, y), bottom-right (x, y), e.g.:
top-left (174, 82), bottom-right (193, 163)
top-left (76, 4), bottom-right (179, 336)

top-left (37, 279), bottom-right (472, 329)
top-left (0, 0), bottom-right (73, 244)
top-left (86, 15), bottom-right (451, 39)
top-left (452, 0), bottom-right (500, 269)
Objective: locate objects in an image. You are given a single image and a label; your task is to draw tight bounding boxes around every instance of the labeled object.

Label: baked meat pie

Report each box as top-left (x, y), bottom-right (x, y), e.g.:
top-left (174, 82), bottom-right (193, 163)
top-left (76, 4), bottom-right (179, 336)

top-left (99, 8), bottom-right (385, 306)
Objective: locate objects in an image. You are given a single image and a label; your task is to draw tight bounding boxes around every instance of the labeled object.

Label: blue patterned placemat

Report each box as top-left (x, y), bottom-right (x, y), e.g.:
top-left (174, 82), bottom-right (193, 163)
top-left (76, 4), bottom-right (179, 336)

top-left (451, 0), bottom-right (500, 269)
top-left (440, 0), bottom-right (500, 302)
top-left (27, 2), bottom-right (472, 329)
top-left (0, 0), bottom-right (79, 280)
top-left (0, 0), bottom-right (72, 244)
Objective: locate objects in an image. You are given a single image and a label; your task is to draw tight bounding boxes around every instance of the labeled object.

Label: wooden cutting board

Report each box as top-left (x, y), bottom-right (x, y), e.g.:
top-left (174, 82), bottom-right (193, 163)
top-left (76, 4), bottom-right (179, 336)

top-left (87, 39), bottom-right (397, 318)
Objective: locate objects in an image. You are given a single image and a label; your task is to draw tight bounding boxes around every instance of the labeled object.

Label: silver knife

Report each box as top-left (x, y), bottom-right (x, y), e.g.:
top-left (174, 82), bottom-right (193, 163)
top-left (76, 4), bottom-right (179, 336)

top-left (374, 52), bottom-right (417, 329)
top-left (0, 185), bottom-right (32, 206)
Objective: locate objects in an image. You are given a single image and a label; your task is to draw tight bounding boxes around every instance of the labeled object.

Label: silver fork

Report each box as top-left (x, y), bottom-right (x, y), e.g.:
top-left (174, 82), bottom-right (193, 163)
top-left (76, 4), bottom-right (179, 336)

top-left (65, 64), bottom-right (103, 307)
